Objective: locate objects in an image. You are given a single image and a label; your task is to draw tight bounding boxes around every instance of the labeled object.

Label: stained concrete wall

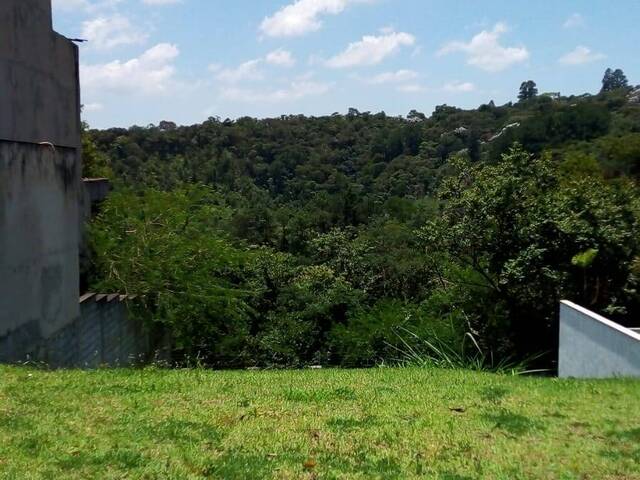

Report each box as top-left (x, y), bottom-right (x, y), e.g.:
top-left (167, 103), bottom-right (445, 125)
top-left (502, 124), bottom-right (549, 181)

top-left (0, 0), bottom-right (82, 363)
top-left (0, 0), bottom-right (166, 367)
top-left (0, 143), bottom-right (81, 361)
top-left (78, 295), bottom-right (148, 367)
top-left (51, 294), bottom-right (166, 367)
top-left (558, 301), bottom-right (640, 378)
top-left (1, 293), bottom-right (168, 368)
top-left (0, 0), bottom-right (80, 148)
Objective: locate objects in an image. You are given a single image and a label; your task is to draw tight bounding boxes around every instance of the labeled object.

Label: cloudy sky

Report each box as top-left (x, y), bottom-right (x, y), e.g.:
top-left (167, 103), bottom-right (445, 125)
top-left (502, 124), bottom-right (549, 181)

top-left (52, 0), bottom-right (640, 129)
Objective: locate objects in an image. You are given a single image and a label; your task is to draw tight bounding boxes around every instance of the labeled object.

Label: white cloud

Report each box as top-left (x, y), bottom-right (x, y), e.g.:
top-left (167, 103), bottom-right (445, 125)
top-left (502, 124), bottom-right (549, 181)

top-left (81, 43), bottom-right (179, 95)
top-left (361, 69), bottom-right (423, 92)
top-left (214, 50), bottom-right (296, 84)
top-left (82, 15), bottom-right (147, 50)
top-left (260, 0), bottom-right (373, 37)
top-left (83, 102), bottom-right (104, 112)
top-left (397, 84), bottom-right (426, 93)
top-left (53, 0), bottom-right (125, 12)
top-left (438, 23), bottom-right (529, 72)
top-left (266, 49), bottom-right (296, 67)
top-left (563, 13), bottom-right (585, 29)
top-left (142, 0), bottom-right (181, 4)
top-left (326, 30), bottom-right (416, 68)
top-left (54, 0), bottom-right (179, 10)
top-left (559, 46), bottom-right (606, 65)
top-left (220, 80), bottom-right (331, 103)
top-left (53, 0), bottom-right (90, 10)
top-left (443, 81), bottom-right (476, 92)
top-left (215, 59), bottom-right (264, 83)
top-left (367, 69), bottom-right (418, 84)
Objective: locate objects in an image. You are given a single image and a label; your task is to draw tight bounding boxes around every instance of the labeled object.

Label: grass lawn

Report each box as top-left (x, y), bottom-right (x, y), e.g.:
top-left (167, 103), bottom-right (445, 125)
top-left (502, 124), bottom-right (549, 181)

top-left (0, 366), bottom-right (639, 479)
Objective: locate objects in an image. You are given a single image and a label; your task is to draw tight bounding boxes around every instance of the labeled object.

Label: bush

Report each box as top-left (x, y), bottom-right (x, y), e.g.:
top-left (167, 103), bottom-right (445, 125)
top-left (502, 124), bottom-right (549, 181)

top-left (422, 146), bottom-right (640, 359)
top-left (329, 296), bottom-right (467, 367)
top-left (89, 186), bottom-right (255, 362)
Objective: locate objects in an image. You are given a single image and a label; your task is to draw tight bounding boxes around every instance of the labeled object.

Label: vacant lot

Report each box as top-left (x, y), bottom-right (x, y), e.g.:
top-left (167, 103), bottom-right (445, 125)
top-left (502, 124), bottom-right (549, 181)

top-left (0, 366), bottom-right (638, 479)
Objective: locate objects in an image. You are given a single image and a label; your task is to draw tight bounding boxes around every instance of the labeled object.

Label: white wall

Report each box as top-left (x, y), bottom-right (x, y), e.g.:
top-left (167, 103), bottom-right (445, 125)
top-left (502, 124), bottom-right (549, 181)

top-left (559, 301), bottom-right (640, 378)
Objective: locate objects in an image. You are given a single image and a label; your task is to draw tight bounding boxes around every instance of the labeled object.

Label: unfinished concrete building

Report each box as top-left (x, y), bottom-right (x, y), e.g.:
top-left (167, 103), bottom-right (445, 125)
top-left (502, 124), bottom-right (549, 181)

top-left (0, 0), bottom-right (82, 363)
top-left (1, 0), bottom-right (164, 366)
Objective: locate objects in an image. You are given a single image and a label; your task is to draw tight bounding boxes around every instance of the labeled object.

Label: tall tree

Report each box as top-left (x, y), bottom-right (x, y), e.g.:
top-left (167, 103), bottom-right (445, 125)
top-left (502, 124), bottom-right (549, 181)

top-left (518, 80), bottom-right (538, 101)
top-left (421, 146), bottom-right (640, 357)
top-left (601, 68), bottom-right (629, 92)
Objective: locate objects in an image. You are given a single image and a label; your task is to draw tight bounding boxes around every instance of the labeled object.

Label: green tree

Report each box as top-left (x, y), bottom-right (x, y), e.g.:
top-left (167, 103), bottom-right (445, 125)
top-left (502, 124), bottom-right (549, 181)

top-left (81, 122), bottom-right (112, 179)
top-left (421, 146), bottom-right (640, 358)
top-left (601, 68), bottom-right (629, 92)
top-left (518, 80), bottom-right (538, 102)
top-left (89, 186), bottom-right (255, 361)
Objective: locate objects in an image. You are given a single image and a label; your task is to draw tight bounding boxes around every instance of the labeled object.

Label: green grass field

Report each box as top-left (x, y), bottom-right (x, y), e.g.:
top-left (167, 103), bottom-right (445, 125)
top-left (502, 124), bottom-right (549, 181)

top-left (0, 366), bottom-right (639, 479)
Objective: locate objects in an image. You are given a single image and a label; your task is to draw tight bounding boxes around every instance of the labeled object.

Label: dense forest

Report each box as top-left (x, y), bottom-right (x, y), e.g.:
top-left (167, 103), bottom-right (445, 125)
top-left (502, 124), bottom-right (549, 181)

top-left (84, 71), bottom-right (640, 370)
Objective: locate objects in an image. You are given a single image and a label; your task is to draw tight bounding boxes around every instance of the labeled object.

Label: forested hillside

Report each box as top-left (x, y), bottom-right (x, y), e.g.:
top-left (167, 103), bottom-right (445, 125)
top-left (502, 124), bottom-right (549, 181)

top-left (84, 75), bottom-right (640, 369)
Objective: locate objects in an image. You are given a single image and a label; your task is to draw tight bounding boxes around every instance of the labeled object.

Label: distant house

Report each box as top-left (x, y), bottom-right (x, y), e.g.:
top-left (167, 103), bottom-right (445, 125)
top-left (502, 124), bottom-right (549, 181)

top-left (540, 92), bottom-right (561, 100)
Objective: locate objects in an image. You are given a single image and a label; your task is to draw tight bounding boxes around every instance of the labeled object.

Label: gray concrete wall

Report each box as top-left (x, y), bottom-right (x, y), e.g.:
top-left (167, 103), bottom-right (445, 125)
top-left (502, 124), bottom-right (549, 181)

top-left (0, 0), bottom-right (167, 368)
top-left (79, 296), bottom-right (144, 367)
top-left (70, 294), bottom-right (162, 367)
top-left (558, 301), bottom-right (640, 378)
top-left (0, 0), bottom-right (80, 148)
top-left (0, 0), bottom-right (82, 363)
top-left (3, 294), bottom-right (167, 368)
top-left (0, 143), bottom-right (81, 361)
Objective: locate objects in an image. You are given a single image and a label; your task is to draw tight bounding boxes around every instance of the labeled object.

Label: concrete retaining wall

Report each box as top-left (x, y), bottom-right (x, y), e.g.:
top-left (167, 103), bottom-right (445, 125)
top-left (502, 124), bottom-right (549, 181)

top-left (558, 300), bottom-right (640, 378)
top-left (1, 294), bottom-right (167, 368)
top-left (0, 143), bottom-right (81, 361)
top-left (0, 0), bottom-right (83, 364)
top-left (73, 294), bottom-right (164, 367)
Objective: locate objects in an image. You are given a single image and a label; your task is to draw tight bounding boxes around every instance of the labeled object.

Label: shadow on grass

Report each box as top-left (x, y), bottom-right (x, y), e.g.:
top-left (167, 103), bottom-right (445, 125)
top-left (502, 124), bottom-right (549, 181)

top-left (599, 446), bottom-right (640, 463)
top-left (483, 409), bottom-right (544, 437)
top-left (0, 412), bottom-right (35, 431)
top-left (205, 450), bottom-right (401, 479)
top-left (326, 415), bottom-right (379, 432)
top-left (284, 386), bottom-right (357, 403)
top-left (146, 418), bottom-right (224, 444)
top-left (56, 447), bottom-right (146, 471)
top-left (203, 451), bottom-right (274, 479)
top-left (600, 427), bottom-right (640, 463)
top-left (608, 427), bottom-right (640, 442)
top-left (321, 452), bottom-right (403, 479)
top-left (438, 473), bottom-right (475, 480)
top-left (54, 420), bottom-right (223, 474)
top-left (480, 386), bottom-right (510, 404)
top-left (14, 433), bottom-right (53, 456)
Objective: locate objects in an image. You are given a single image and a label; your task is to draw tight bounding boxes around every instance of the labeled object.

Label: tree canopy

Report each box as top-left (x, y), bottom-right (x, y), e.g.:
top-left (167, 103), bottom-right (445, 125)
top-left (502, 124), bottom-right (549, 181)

top-left (85, 75), bottom-right (640, 369)
top-left (518, 80), bottom-right (538, 101)
top-left (601, 68), bottom-right (629, 92)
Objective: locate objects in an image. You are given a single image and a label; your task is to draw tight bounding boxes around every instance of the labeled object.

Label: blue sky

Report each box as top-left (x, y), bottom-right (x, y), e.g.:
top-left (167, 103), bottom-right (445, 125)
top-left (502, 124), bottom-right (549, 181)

top-left (52, 0), bottom-right (640, 129)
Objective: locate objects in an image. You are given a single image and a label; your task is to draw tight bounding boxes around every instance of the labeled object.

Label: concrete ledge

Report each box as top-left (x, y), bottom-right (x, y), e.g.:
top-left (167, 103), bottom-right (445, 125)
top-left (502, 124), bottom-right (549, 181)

top-left (83, 178), bottom-right (111, 204)
top-left (558, 300), bottom-right (640, 378)
top-left (79, 293), bottom-right (96, 303)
